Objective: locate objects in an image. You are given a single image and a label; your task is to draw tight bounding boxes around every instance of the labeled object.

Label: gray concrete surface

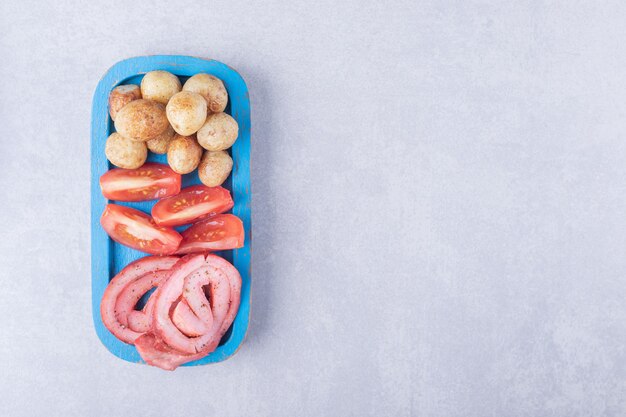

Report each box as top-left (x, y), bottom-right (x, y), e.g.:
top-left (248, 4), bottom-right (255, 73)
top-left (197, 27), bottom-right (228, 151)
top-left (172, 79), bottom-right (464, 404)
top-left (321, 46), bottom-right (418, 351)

top-left (1, 1), bottom-right (626, 416)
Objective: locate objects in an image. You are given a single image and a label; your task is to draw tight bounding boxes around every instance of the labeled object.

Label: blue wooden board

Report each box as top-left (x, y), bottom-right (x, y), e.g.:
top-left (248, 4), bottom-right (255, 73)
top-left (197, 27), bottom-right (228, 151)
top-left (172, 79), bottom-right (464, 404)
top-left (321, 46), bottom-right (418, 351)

top-left (91, 55), bottom-right (251, 366)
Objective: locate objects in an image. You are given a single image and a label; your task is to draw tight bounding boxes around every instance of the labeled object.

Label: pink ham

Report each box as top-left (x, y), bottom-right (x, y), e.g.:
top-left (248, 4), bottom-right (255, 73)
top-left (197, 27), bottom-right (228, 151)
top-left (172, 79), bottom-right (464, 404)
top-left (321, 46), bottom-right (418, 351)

top-left (199, 255), bottom-right (242, 352)
top-left (100, 256), bottom-right (179, 344)
top-left (172, 299), bottom-right (212, 337)
top-left (115, 271), bottom-right (169, 328)
top-left (101, 253), bottom-right (242, 371)
top-left (152, 254), bottom-right (241, 354)
top-left (138, 254), bottom-right (242, 370)
top-left (127, 286), bottom-right (160, 333)
top-left (135, 333), bottom-right (206, 371)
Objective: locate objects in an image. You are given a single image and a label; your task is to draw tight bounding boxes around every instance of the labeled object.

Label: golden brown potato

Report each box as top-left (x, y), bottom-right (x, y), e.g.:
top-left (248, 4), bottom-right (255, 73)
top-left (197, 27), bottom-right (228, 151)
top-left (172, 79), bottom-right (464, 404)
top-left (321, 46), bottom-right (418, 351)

top-left (146, 124), bottom-right (175, 154)
top-left (108, 84), bottom-right (141, 121)
top-left (114, 99), bottom-right (169, 142)
top-left (105, 132), bottom-right (147, 169)
top-left (198, 150), bottom-right (233, 187)
top-left (166, 134), bottom-right (203, 174)
top-left (196, 112), bottom-right (239, 151)
top-left (140, 71), bottom-right (182, 104)
top-left (166, 91), bottom-right (208, 136)
top-left (183, 73), bottom-right (228, 113)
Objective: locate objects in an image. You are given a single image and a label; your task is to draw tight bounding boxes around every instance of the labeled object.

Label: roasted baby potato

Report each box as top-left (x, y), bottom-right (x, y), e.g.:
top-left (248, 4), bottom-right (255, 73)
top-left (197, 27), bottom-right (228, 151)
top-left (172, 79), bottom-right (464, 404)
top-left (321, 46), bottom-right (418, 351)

top-left (198, 150), bottom-right (233, 187)
top-left (196, 112), bottom-right (239, 151)
top-left (108, 84), bottom-right (141, 121)
top-left (166, 91), bottom-right (207, 136)
top-left (166, 134), bottom-right (203, 174)
top-left (114, 99), bottom-right (169, 142)
top-left (146, 124), bottom-right (175, 154)
top-left (183, 73), bottom-right (228, 113)
top-left (140, 71), bottom-right (182, 104)
top-left (105, 132), bottom-right (147, 169)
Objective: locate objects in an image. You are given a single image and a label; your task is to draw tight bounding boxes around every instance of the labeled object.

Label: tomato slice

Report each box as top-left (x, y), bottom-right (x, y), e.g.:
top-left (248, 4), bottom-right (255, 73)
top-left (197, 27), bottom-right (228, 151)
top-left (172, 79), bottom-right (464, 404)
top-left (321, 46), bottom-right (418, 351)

top-left (100, 163), bottom-right (181, 202)
top-left (152, 185), bottom-right (234, 226)
top-left (176, 214), bottom-right (244, 254)
top-left (101, 204), bottom-right (182, 255)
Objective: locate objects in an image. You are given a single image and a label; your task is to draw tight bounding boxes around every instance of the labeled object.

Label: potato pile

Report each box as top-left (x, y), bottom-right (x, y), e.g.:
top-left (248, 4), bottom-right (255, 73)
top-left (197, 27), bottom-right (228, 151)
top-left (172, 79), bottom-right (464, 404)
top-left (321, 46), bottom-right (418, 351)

top-left (105, 71), bottom-right (238, 187)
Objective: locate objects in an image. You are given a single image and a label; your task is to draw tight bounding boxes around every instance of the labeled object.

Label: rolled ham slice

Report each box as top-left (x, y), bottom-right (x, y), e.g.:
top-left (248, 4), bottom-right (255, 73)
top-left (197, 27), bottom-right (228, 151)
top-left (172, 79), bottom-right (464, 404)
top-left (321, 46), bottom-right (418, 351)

top-left (100, 256), bottom-right (179, 344)
top-left (137, 253), bottom-right (242, 370)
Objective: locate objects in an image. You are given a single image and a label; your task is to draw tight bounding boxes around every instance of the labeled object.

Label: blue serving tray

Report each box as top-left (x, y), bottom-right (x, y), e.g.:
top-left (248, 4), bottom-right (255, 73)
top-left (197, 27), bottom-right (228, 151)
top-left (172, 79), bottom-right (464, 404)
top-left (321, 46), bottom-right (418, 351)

top-left (91, 55), bottom-right (251, 366)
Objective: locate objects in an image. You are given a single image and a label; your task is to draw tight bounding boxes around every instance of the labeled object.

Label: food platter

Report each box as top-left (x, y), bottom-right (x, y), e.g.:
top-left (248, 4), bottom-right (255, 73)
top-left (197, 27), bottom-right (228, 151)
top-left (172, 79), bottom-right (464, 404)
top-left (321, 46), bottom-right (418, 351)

top-left (91, 55), bottom-right (251, 366)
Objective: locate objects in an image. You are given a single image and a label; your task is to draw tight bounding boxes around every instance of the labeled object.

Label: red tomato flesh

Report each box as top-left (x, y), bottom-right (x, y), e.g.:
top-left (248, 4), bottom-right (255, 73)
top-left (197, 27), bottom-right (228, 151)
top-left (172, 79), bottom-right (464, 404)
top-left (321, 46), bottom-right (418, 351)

top-left (101, 204), bottom-right (182, 255)
top-left (152, 185), bottom-right (234, 227)
top-left (100, 163), bottom-right (181, 202)
top-left (176, 214), bottom-right (244, 254)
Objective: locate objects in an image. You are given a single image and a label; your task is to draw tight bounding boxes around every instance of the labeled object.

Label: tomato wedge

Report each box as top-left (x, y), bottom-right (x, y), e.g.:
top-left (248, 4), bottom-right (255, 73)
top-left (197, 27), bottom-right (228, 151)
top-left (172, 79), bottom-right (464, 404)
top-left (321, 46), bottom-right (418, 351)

top-left (100, 163), bottom-right (181, 202)
top-left (100, 204), bottom-right (182, 255)
top-left (152, 185), bottom-right (234, 226)
top-left (176, 214), bottom-right (244, 254)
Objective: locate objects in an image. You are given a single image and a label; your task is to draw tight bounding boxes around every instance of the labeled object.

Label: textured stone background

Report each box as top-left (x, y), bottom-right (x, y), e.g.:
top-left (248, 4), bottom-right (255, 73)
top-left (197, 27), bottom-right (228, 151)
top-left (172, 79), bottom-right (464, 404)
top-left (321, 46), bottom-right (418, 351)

top-left (1, 1), bottom-right (625, 416)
